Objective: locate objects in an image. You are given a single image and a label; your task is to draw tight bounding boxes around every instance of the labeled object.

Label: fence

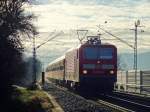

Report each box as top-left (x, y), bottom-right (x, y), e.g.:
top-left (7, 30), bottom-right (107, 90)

top-left (116, 70), bottom-right (150, 95)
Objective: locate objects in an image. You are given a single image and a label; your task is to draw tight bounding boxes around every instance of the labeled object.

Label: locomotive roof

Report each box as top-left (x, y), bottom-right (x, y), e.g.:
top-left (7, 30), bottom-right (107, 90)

top-left (66, 42), bottom-right (115, 52)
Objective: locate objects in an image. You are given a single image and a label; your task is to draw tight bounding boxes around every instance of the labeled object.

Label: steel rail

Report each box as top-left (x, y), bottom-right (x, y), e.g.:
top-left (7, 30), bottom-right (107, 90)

top-left (105, 94), bottom-right (150, 108)
top-left (96, 99), bottom-right (134, 112)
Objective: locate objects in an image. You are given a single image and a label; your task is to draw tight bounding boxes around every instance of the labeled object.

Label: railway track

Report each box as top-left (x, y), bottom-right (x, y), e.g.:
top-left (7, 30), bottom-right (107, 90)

top-left (96, 99), bottom-right (133, 112)
top-left (53, 85), bottom-right (136, 112)
top-left (44, 81), bottom-right (150, 112)
top-left (44, 81), bottom-right (130, 112)
top-left (113, 91), bottom-right (150, 106)
top-left (95, 92), bottom-right (150, 112)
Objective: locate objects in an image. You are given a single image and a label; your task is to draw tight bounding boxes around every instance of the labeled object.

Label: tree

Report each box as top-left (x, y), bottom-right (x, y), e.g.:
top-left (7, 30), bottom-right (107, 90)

top-left (0, 0), bottom-right (37, 110)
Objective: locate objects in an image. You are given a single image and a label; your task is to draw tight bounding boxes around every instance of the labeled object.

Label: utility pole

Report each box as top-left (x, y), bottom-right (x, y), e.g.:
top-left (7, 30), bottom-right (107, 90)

top-left (134, 21), bottom-right (138, 78)
top-left (130, 20), bottom-right (144, 84)
top-left (32, 32), bottom-right (62, 86)
top-left (131, 20), bottom-right (140, 73)
top-left (32, 37), bottom-right (37, 84)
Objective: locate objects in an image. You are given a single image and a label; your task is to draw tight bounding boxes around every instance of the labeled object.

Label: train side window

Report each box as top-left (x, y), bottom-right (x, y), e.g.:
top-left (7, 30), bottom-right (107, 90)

top-left (60, 66), bottom-right (64, 70)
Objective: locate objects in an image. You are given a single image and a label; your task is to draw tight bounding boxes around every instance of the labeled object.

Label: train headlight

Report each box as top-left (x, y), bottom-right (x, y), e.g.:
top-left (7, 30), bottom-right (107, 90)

top-left (83, 70), bottom-right (87, 74)
top-left (110, 70), bottom-right (114, 74)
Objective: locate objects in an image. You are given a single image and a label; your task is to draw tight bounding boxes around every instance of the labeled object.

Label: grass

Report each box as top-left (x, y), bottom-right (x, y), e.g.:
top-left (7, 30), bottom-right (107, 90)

top-left (12, 86), bottom-right (54, 112)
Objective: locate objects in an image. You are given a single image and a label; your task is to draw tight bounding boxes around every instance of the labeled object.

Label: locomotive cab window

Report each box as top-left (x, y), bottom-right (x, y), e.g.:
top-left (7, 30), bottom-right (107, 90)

top-left (83, 47), bottom-right (113, 60)
top-left (99, 48), bottom-right (113, 59)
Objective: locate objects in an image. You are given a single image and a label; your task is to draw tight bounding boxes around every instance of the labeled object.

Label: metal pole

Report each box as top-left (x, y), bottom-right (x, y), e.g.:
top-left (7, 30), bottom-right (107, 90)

top-left (139, 71), bottom-right (143, 94)
top-left (134, 23), bottom-right (138, 85)
top-left (33, 37), bottom-right (37, 84)
top-left (42, 72), bottom-right (45, 85)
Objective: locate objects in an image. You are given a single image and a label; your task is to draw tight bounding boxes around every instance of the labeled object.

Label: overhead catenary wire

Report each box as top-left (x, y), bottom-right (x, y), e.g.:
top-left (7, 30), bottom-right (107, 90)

top-left (97, 25), bottom-right (134, 49)
top-left (36, 32), bottom-right (62, 49)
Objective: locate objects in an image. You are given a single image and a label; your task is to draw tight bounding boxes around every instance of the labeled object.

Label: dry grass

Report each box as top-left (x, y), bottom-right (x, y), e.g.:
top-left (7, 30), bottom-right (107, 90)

top-left (12, 86), bottom-right (54, 112)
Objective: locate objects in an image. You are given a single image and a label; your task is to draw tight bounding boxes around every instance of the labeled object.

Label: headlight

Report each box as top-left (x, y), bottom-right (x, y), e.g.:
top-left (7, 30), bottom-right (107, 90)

top-left (83, 70), bottom-right (87, 74)
top-left (110, 70), bottom-right (114, 74)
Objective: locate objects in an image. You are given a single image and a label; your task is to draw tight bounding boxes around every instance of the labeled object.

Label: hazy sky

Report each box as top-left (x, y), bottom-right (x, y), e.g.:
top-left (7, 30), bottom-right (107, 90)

top-left (29, 0), bottom-right (150, 31)
top-left (25, 0), bottom-right (150, 65)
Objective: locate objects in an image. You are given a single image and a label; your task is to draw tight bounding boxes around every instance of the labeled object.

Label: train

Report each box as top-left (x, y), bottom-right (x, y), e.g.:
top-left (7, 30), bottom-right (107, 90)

top-left (46, 35), bottom-right (117, 92)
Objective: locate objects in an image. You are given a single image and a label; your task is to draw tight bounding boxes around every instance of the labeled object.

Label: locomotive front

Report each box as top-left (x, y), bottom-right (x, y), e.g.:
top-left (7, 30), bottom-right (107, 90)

top-left (78, 36), bottom-right (117, 91)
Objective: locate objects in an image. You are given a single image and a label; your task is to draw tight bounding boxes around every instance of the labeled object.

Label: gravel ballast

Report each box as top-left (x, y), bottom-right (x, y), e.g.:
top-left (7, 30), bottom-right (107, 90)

top-left (43, 82), bottom-right (112, 112)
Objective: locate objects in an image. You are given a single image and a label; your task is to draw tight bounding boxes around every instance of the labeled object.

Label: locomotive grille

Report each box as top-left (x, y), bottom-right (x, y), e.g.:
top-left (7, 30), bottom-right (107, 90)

top-left (83, 64), bottom-right (95, 69)
top-left (83, 64), bottom-right (114, 69)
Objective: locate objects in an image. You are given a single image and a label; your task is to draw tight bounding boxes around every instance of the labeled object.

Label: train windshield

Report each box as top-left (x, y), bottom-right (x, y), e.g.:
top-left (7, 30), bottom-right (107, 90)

top-left (84, 47), bottom-right (113, 60)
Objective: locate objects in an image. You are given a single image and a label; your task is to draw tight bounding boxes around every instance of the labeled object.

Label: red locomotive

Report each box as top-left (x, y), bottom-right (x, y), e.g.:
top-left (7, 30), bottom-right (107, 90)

top-left (46, 35), bottom-right (117, 92)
